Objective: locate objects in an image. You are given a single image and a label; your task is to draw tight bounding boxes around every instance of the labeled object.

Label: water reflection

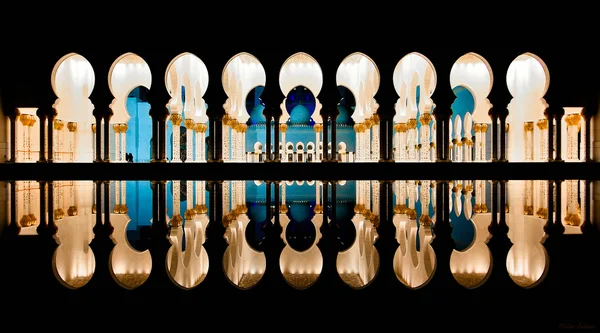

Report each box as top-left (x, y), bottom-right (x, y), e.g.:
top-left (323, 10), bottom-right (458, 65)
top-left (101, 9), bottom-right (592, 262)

top-left (393, 180), bottom-right (436, 289)
top-left (166, 180), bottom-right (210, 289)
top-left (0, 178), bottom-right (594, 290)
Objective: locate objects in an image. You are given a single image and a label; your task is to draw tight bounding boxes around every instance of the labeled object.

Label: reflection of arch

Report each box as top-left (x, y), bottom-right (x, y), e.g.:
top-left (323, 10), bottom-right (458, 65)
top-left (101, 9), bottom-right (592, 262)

top-left (506, 181), bottom-right (549, 288)
top-left (450, 52), bottom-right (493, 124)
top-left (393, 216), bottom-right (436, 289)
top-left (337, 213), bottom-right (379, 289)
top-left (279, 213), bottom-right (323, 289)
top-left (279, 52), bottom-right (323, 124)
top-left (109, 214), bottom-right (152, 289)
top-left (166, 214), bottom-right (210, 289)
top-left (336, 52), bottom-right (380, 124)
top-left (393, 52), bottom-right (437, 123)
top-left (224, 214), bottom-right (266, 289)
top-left (450, 213), bottom-right (492, 289)
top-left (52, 215), bottom-right (95, 289)
top-left (223, 52), bottom-right (266, 124)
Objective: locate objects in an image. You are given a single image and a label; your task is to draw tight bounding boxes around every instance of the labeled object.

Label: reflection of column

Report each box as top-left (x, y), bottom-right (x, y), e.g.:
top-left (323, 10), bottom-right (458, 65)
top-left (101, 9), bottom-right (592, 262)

top-left (524, 180), bottom-right (533, 215)
top-left (223, 181), bottom-right (230, 217)
top-left (184, 180), bottom-right (195, 221)
top-left (113, 124), bottom-right (121, 162)
top-left (419, 114), bottom-right (432, 162)
top-left (524, 122), bottom-right (534, 161)
top-left (372, 180), bottom-right (380, 217)
top-left (407, 119), bottom-right (417, 161)
top-left (372, 115), bottom-right (380, 161)
top-left (565, 114), bottom-right (581, 161)
top-left (474, 180), bottom-right (488, 214)
top-left (171, 114), bottom-right (182, 162)
top-left (171, 181), bottom-right (182, 226)
top-left (565, 180), bottom-right (580, 226)
top-left (420, 181), bottom-right (431, 226)
top-left (121, 181), bottom-right (127, 213)
top-left (67, 122), bottom-right (77, 162)
top-left (536, 119), bottom-right (548, 161)
top-left (185, 119), bottom-right (195, 162)
top-left (407, 181), bottom-right (416, 219)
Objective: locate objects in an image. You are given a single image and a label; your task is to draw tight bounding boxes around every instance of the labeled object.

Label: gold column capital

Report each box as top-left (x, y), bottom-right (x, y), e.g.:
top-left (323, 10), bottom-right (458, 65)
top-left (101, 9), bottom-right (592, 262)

top-left (185, 119), bottom-right (195, 130)
top-left (524, 122), bottom-right (534, 132)
top-left (279, 124), bottom-right (288, 133)
top-left (536, 119), bottom-right (548, 130)
top-left (67, 122), bottom-right (77, 132)
top-left (313, 124), bottom-right (323, 132)
top-left (419, 113), bottom-right (432, 125)
top-left (170, 113), bottom-right (183, 126)
top-left (407, 119), bottom-right (418, 130)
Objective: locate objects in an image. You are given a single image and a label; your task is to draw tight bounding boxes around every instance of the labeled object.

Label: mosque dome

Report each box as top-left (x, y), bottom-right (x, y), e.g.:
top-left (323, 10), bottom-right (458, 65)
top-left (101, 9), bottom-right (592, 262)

top-left (289, 104), bottom-right (312, 124)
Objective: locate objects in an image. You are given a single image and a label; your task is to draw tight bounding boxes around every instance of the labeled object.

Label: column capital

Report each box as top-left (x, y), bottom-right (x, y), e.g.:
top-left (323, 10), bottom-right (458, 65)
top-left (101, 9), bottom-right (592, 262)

top-left (67, 122), bottom-right (77, 132)
top-left (184, 118), bottom-right (195, 130)
top-left (170, 113), bottom-right (183, 126)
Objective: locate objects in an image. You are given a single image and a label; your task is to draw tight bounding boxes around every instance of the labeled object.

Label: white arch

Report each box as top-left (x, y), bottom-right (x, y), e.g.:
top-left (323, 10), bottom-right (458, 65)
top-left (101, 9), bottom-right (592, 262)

top-left (450, 52), bottom-right (493, 124)
top-left (108, 53), bottom-right (152, 124)
top-left (165, 52), bottom-right (209, 123)
top-left (51, 53), bottom-right (95, 124)
top-left (279, 52), bottom-right (323, 124)
top-left (336, 52), bottom-right (380, 124)
top-left (393, 52), bottom-right (437, 123)
top-left (223, 52), bottom-right (266, 124)
top-left (506, 53), bottom-right (550, 162)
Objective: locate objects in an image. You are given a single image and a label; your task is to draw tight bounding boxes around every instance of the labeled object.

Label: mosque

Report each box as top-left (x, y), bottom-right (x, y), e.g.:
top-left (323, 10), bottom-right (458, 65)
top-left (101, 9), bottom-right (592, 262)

top-left (0, 46), bottom-right (597, 307)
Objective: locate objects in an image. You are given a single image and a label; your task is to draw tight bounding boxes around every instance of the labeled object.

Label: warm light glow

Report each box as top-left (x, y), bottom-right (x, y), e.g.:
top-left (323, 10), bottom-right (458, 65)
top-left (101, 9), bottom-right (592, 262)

top-left (222, 53), bottom-right (266, 124)
top-left (108, 53), bottom-right (152, 124)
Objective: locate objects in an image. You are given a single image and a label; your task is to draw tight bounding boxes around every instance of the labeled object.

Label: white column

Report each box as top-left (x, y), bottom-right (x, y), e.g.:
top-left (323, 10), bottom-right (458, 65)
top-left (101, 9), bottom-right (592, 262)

top-left (67, 122), bottom-right (76, 162)
top-left (354, 124), bottom-right (361, 162)
top-left (537, 119), bottom-right (548, 161)
top-left (524, 122), bottom-right (534, 161)
top-left (565, 114), bottom-right (581, 161)
top-left (121, 124), bottom-right (128, 162)
top-left (184, 119), bottom-right (194, 162)
top-left (171, 114), bottom-right (182, 162)
top-left (113, 124), bottom-right (120, 162)
top-left (242, 125), bottom-right (247, 162)
top-left (398, 124), bottom-right (407, 161)
top-left (372, 117), bottom-right (380, 161)
top-left (419, 114), bottom-right (432, 162)
top-left (222, 117), bottom-right (230, 161)
top-left (53, 120), bottom-right (59, 161)
top-left (407, 119), bottom-right (417, 161)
